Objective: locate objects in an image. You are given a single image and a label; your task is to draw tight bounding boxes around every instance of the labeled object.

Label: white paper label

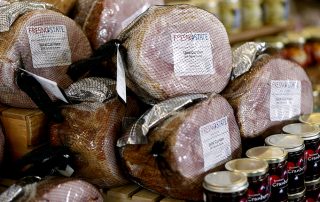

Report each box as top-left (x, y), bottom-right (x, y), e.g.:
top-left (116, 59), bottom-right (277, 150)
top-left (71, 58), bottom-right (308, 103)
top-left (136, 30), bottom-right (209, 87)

top-left (270, 80), bottom-right (301, 121)
top-left (171, 33), bottom-right (214, 77)
top-left (200, 117), bottom-right (231, 171)
top-left (27, 25), bottom-right (72, 68)
top-left (19, 68), bottom-right (69, 103)
top-left (116, 44), bottom-right (127, 103)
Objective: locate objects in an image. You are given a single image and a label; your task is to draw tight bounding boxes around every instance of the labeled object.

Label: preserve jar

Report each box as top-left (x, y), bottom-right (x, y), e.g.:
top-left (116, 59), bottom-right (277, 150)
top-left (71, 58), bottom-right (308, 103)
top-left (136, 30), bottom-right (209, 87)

top-left (246, 146), bottom-right (288, 202)
top-left (203, 171), bottom-right (248, 202)
top-left (300, 113), bottom-right (320, 127)
top-left (219, 0), bottom-right (241, 33)
top-left (265, 134), bottom-right (305, 194)
top-left (241, 0), bottom-right (263, 30)
top-left (263, 0), bottom-right (290, 26)
top-left (288, 189), bottom-right (306, 202)
top-left (305, 178), bottom-right (320, 202)
top-left (302, 27), bottom-right (320, 66)
top-left (225, 158), bottom-right (270, 202)
top-left (283, 123), bottom-right (320, 181)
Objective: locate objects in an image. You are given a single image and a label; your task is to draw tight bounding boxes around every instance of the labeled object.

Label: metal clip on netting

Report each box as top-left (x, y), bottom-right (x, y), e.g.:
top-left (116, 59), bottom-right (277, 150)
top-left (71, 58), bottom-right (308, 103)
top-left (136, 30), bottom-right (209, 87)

top-left (67, 39), bottom-right (124, 81)
top-left (16, 71), bottom-right (64, 123)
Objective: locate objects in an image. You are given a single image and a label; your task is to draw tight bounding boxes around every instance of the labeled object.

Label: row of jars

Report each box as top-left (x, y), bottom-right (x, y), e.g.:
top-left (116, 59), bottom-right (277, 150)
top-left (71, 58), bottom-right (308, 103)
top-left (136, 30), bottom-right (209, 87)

top-left (203, 113), bottom-right (320, 202)
top-left (263, 27), bottom-right (320, 68)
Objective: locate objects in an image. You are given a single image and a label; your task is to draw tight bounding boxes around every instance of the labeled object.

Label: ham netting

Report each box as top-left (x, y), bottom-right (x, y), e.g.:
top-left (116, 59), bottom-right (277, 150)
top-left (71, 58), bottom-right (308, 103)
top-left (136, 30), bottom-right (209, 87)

top-left (118, 5), bottom-right (232, 103)
top-left (0, 9), bottom-right (92, 108)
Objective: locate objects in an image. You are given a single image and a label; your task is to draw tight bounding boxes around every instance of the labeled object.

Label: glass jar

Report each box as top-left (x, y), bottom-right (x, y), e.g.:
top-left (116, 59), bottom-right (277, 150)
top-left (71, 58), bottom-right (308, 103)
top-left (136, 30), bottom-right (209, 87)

top-left (288, 189), bottom-right (306, 202)
top-left (246, 146), bottom-right (288, 202)
top-left (305, 178), bottom-right (320, 202)
top-left (203, 171), bottom-right (249, 202)
top-left (219, 0), bottom-right (241, 33)
top-left (265, 134), bottom-right (305, 194)
top-left (263, 0), bottom-right (290, 26)
top-left (302, 27), bottom-right (320, 66)
top-left (283, 123), bottom-right (320, 181)
top-left (300, 113), bottom-right (320, 127)
top-left (241, 0), bottom-right (263, 30)
top-left (225, 158), bottom-right (270, 202)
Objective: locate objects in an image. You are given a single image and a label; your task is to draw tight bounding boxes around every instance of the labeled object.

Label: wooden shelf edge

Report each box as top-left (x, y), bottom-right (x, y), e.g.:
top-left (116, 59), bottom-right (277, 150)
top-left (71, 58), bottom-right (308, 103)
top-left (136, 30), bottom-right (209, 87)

top-left (229, 23), bottom-right (293, 44)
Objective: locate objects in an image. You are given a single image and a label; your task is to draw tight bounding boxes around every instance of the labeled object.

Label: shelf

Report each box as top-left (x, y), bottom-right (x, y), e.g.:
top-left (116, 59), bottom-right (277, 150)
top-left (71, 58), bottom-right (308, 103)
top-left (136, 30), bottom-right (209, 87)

top-left (229, 23), bottom-right (293, 45)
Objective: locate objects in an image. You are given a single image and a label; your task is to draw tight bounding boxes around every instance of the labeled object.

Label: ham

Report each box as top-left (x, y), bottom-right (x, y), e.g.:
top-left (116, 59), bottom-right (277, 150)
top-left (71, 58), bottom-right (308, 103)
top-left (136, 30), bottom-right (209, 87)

top-left (0, 8), bottom-right (92, 108)
top-left (119, 94), bottom-right (242, 200)
top-left (223, 54), bottom-right (313, 139)
top-left (81, 0), bottom-right (163, 49)
top-left (50, 97), bottom-right (142, 188)
top-left (118, 5), bottom-right (232, 103)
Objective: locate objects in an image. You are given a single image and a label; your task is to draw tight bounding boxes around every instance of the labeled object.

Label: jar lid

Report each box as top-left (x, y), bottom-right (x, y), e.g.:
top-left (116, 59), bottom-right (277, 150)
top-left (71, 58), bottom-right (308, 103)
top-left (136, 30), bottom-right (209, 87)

top-left (225, 158), bottom-right (269, 177)
top-left (305, 177), bottom-right (320, 187)
top-left (246, 146), bottom-right (288, 164)
top-left (203, 171), bottom-right (249, 193)
top-left (302, 27), bottom-right (320, 40)
top-left (283, 123), bottom-right (320, 140)
top-left (288, 188), bottom-right (306, 200)
top-left (300, 113), bottom-right (320, 126)
top-left (265, 134), bottom-right (305, 152)
top-left (283, 32), bottom-right (305, 45)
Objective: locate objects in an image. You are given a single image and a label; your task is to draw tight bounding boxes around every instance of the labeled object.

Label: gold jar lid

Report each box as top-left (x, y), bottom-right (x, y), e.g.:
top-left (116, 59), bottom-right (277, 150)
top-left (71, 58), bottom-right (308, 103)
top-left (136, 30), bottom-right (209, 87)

top-left (203, 171), bottom-right (249, 193)
top-left (305, 177), bottom-right (320, 187)
top-left (265, 134), bottom-right (305, 153)
top-left (225, 158), bottom-right (269, 177)
top-left (302, 27), bottom-right (320, 40)
top-left (282, 32), bottom-right (305, 45)
top-left (283, 123), bottom-right (320, 141)
top-left (300, 113), bottom-right (320, 126)
top-left (288, 188), bottom-right (306, 200)
top-left (246, 146), bottom-right (288, 164)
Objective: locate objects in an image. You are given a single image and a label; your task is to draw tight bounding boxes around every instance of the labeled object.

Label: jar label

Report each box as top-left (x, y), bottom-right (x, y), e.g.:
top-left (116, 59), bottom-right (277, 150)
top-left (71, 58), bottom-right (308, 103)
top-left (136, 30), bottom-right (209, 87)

top-left (248, 175), bottom-right (270, 202)
top-left (287, 150), bottom-right (305, 193)
top-left (270, 80), bottom-right (301, 121)
top-left (304, 139), bottom-right (320, 181)
top-left (200, 116), bottom-right (231, 171)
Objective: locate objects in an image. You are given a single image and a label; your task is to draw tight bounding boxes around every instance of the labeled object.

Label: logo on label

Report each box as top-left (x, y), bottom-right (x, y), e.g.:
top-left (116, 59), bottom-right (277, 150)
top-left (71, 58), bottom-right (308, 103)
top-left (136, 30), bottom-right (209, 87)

top-left (172, 33), bottom-right (210, 42)
top-left (27, 25), bottom-right (66, 35)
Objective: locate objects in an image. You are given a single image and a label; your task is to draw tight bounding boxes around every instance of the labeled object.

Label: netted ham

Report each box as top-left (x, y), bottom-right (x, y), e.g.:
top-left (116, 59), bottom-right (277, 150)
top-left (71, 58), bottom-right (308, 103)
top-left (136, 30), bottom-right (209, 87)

top-left (223, 55), bottom-right (313, 139)
top-left (50, 97), bottom-right (142, 188)
top-left (81, 0), bottom-right (163, 49)
top-left (0, 9), bottom-right (92, 108)
top-left (13, 178), bottom-right (103, 202)
top-left (118, 5), bottom-right (232, 103)
top-left (119, 94), bottom-right (242, 200)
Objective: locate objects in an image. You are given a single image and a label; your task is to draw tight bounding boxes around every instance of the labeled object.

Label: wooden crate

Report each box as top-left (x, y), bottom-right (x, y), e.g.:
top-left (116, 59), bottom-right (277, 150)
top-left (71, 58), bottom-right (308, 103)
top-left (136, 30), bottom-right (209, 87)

top-left (0, 107), bottom-right (48, 161)
top-left (103, 184), bottom-right (185, 202)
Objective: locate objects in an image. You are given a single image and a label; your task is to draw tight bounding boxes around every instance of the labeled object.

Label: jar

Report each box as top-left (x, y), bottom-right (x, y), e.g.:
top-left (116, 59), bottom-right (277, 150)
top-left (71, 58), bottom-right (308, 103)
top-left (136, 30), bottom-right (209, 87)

top-left (302, 27), bottom-right (320, 66)
top-left (305, 178), bottom-right (320, 202)
top-left (205, 0), bottom-right (220, 17)
top-left (263, 0), bottom-right (290, 26)
top-left (203, 171), bottom-right (249, 202)
top-left (283, 123), bottom-right (320, 181)
top-left (281, 33), bottom-right (310, 68)
top-left (300, 113), bottom-right (320, 127)
top-left (225, 158), bottom-right (270, 202)
top-left (246, 146), bottom-right (288, 202)
top-left (241, 0), bottom-right (263, 30)
top-left (288, 189), bottom-right (306, 202)
top-left (219, 0), bottom-right (241, 33)
top-left (265, 134), bottom-right (305, 194)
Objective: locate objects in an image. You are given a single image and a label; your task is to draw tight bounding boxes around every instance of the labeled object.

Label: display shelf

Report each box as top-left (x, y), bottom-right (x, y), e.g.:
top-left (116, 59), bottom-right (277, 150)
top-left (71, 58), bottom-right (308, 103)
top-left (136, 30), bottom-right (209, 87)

top-left (229, 23), bottom-right (293, 44)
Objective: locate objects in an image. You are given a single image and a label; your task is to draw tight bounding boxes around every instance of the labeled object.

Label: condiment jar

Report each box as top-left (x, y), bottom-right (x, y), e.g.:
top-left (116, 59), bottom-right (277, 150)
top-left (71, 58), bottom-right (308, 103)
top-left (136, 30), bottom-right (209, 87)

top-left (283, 123), bottom-right (320, 181)
top-left (305, 178), bottom-right (320, 202)
top-left (300, 113), bottom-right (320, 127)
top-left (219, 0), bottom-right (241, 33)
top-left (302, 27), bottom-right (320, 66)
top-left (241, 0), bottom-right (263, 30)
top-left (246, 146), bottom-right (288, 202)
top-left (225, 158), bottom-right (270, 202)
top-left (265, 134), bottom-right (305, 194)
top-left (203, 171), bottom-right (249, 202)
top-left (288, 189), bottom-right (306, 202)
top-left (263, 0), bottom-right (290, 26)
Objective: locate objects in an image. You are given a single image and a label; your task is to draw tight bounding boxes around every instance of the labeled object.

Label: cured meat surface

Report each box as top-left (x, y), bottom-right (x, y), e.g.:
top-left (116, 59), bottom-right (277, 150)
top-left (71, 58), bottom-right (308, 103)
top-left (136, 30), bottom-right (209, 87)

top-left (0, 9), bottom-right (92, 108)
top-left (21, 178), bottom-right (103, 202)
top-left (50, 97), bottom-right (141, 188)
top-left (120, 94), bottom-right (242, 200)
top-left (223, 55), bottom-right (313, 139)
top-left (118, 5), bottom-right (232, 103)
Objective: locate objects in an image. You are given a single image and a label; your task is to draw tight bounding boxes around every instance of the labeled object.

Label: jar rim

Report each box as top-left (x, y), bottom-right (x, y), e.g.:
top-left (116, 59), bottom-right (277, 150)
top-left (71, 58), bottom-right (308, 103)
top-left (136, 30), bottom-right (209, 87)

top-left (225, 158), bottom-right (269, 177)
top-left (246, 146), bottom-right (288, 164)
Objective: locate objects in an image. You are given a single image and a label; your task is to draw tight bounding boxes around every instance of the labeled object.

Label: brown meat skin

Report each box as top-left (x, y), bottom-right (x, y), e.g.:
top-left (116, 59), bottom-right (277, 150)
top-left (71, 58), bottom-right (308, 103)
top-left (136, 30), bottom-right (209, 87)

top-left (50, 97), bottom-right (141, 188)
top-left (0, 10), bottom-right (92, 108)
top-left (118, 5), bottom-right (232, 103)
top-left (223, 55), bottom-right (313, 139)
top-left (120, 94), bottom-right (242, 200)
